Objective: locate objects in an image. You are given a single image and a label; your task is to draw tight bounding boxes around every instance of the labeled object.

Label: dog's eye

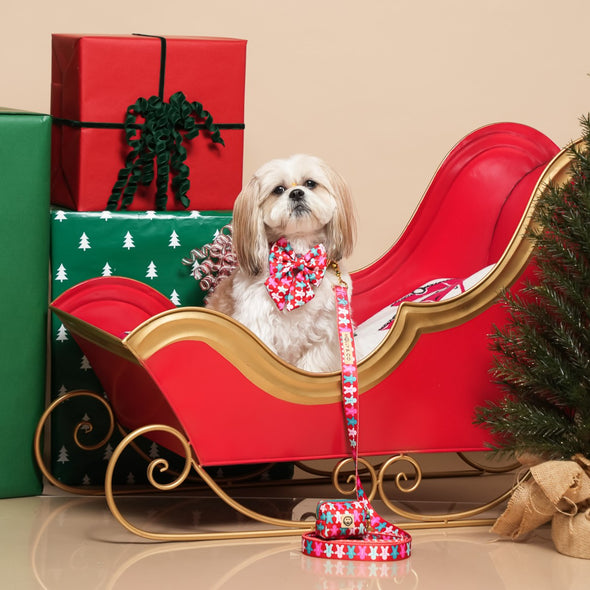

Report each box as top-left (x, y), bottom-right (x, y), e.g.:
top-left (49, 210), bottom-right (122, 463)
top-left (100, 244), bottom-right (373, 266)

top-left (305, 180), bottom-right (317, 189)
top-left (272, 185), bottom-right (286, 195)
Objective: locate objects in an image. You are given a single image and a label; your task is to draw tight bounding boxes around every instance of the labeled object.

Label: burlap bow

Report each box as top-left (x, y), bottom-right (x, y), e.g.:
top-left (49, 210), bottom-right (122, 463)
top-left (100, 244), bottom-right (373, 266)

top-left (493, 454), bottom-right (590, 559)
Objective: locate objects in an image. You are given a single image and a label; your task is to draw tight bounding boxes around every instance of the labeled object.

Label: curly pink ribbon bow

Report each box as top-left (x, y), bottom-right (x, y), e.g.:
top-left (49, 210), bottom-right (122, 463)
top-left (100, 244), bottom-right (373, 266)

top-left (265, 238), bottom-right (328, 311)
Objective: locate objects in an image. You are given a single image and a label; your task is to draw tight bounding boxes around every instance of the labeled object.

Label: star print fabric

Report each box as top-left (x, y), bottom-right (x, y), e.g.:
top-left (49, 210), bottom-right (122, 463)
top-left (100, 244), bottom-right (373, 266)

top-left (265, 238), bottom-right (328, 311)
top-left (315, 500), bottom-right (369, 540)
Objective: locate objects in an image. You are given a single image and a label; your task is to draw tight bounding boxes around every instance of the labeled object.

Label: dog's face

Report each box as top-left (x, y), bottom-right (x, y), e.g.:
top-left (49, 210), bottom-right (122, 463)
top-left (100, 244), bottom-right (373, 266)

top-left (233, 154), bottom-right (356, 275)
top-left (257, 155), bottom-right (339, 240)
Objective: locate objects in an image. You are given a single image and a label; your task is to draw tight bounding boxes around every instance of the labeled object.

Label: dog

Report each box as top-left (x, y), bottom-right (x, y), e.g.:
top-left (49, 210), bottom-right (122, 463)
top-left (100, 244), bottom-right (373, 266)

top-left (206, 154), bottom-right (357, 372)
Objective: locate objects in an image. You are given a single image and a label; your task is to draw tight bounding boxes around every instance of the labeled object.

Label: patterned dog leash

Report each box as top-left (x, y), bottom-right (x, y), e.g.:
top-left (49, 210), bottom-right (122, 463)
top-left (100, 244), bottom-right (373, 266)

top-left (301, 266), bottom-right (412, 561)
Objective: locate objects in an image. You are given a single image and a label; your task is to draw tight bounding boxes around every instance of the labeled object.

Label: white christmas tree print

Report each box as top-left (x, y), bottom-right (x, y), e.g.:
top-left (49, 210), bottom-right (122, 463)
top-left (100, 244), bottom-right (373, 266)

top-left (57, 445), bottom-right (69, 463)
top-left (54, 210), bottom-right (67, 222)
top-left (170, 290), bottom-right (181, 306)
top-left (82, 474), bottom-right (91, 486)
top-left (146, 261), bottom-right (158, 279)
top-left (57, 384), bottom-right (68, 397)
top-left (126, 472), bottom-right (136, 485)
top-left (144, 210), bottom-right (157, 220)
top-left (56, 324), bottom-right (69, 342)
top-left (149, 441), bottom-right (160, 459)
top-left (80, 413), bottom-right (92, 433)
top-left (55, 264), bottom-right (68, 282)
top-left (100, 211), bottom-right (113, 221)
top-left (169, 230), bottom-right (181, 248)
top-left (123, 231), bottom-right (135, 250)
top-left (103, 443), bottom-right (114, 461)
top-left (80, 355), bottom-right (91, 371)
top-left (78, 232), bottom-right (91, 251)
top-left (102, 262), bottom-right (113, 276)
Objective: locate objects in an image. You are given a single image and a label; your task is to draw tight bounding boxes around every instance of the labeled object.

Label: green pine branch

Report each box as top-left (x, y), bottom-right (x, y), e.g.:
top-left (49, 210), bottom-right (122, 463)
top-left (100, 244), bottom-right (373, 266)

top-left (475, 399), bottom-right (582, 459)
top-left (475, 114), bottom-right (590, 459)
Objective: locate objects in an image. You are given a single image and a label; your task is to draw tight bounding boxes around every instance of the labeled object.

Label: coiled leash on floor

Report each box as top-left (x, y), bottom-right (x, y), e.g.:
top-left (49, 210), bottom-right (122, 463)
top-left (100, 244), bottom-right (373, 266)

top-left (301, 265), bottom-right (412, 562)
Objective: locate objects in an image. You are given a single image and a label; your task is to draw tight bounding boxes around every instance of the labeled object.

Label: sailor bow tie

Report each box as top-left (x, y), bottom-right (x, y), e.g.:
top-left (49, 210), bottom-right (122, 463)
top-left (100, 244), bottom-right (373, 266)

top-left (265, 238), bottom-right (328, 311)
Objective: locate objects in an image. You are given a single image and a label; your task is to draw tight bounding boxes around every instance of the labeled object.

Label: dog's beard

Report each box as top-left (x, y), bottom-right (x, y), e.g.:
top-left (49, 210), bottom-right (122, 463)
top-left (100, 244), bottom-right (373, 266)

top-left (290, 200), bottom-right (311, 217)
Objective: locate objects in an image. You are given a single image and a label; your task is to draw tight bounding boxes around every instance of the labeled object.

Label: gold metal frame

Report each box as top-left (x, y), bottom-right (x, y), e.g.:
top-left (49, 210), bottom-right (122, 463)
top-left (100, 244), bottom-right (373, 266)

top-left (35, 390), bottom-right (115, 496)
top-left (102, 424), bottom-right (522, 539)
top-left (35, 391), bottom-right (522, 540)
top-left (104, 424), bottom-right (312, 541)
top-left (35, 391), bottom-right (520, 540)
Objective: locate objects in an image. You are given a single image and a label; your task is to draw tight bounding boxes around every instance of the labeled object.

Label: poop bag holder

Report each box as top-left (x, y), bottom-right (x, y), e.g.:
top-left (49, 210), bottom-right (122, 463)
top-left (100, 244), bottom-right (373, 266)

top-left (315, 499), bottom-right (369, 539)
top-left (301, 281), bottom-right (412, 562)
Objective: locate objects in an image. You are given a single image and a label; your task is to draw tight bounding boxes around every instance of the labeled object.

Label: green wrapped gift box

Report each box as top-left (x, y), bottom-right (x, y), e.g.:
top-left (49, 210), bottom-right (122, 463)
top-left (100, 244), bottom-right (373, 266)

top-left (0, 109), bottom-right (50, 498)
top-left (50, 209), bottom-right (232, 486)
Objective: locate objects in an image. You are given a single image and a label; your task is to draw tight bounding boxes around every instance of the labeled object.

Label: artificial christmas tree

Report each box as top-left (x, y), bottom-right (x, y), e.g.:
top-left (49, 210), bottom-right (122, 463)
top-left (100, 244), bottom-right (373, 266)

top-left (475, 115), bottom-right (590, 558)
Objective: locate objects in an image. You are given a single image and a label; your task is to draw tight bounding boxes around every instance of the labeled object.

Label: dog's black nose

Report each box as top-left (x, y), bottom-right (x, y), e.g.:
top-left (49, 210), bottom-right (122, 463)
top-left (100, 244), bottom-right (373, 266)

top-left (289, 188), bottom-right (305, 201)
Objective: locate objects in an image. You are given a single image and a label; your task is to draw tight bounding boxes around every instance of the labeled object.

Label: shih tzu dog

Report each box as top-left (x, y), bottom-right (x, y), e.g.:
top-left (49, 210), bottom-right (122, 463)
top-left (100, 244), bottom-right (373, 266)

top-left (206, 154), bottom-right (357, 372)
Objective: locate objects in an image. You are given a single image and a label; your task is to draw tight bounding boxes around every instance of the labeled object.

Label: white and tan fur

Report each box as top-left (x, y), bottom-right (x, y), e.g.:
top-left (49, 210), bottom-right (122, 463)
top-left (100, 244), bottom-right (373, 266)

top-left (207, 154), bottom-right (357, 372)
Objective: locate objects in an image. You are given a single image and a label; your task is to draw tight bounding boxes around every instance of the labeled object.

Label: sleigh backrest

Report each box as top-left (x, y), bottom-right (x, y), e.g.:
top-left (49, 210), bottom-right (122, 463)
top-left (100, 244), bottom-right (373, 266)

top-left (351, 123), bottom-right (559, 324)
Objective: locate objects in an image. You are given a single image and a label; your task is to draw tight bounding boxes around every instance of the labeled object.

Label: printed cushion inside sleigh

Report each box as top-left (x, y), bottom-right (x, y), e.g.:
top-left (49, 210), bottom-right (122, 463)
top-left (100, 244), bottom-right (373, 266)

top-left (51, 263), bottom-right (509, 467)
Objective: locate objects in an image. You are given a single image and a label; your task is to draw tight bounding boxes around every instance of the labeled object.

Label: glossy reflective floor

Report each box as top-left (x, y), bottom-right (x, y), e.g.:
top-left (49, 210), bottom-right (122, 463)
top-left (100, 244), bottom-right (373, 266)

top-left (3, 465), bottom-right (590, 589)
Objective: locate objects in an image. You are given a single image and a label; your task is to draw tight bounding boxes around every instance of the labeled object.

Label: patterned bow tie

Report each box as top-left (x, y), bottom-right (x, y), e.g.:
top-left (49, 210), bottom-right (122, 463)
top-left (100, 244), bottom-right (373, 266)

top-left (265, 238), bottom-right (328, 311)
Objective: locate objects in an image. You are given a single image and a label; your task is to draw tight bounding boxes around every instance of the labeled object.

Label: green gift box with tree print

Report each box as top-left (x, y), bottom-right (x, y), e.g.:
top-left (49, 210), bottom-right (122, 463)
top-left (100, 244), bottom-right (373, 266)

top-left (49, 208), bottom-right (232, 486)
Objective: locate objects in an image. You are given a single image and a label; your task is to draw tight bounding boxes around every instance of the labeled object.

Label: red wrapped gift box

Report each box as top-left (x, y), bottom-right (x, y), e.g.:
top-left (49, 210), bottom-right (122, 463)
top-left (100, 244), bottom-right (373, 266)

top-left (51, 34), bottom-right (246, 211)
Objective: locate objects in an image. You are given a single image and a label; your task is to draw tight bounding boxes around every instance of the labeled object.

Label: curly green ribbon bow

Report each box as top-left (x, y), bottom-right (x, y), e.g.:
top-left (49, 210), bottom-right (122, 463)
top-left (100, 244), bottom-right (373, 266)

top-left (107, 91), bottom-right (225, 210)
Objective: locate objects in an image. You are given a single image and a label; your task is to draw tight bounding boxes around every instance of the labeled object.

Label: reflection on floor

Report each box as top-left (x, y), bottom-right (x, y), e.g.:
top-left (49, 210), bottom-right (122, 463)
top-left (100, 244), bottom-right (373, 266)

top-left (3, 464), bottom-right (590, 590)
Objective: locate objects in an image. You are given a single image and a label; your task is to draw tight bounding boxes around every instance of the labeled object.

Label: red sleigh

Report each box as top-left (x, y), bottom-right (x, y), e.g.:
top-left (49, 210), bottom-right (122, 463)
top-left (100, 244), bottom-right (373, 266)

top-left (40, 123), bottom-right (573, 540)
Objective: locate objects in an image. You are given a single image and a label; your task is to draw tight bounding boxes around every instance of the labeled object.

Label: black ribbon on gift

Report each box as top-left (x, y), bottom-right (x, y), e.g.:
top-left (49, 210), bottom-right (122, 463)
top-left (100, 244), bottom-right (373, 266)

top-left (54, 33), bottom-right (245, 210)
top-left (107, 90), bottom-right (227, 210)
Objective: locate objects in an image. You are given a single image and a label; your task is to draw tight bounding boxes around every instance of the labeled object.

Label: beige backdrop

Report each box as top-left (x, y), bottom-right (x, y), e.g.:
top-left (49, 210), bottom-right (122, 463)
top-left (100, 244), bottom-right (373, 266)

top-left (3, 0), bottom-right (589, 269)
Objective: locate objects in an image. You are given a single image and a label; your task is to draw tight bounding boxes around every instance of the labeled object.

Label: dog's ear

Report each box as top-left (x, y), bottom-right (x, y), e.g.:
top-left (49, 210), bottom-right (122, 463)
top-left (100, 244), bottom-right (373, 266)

top-left (232, 176), bottom-right (269, 276)
top-left (322, 164), bottom-right (357, 261)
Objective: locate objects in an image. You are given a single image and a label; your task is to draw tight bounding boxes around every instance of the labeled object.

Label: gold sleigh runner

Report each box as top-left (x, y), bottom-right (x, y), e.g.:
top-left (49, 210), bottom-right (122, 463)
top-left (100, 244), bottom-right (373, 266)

top-left (36, 398), bottom-right (521, 541)
top-left (37, 124), bottom-right (574, 541)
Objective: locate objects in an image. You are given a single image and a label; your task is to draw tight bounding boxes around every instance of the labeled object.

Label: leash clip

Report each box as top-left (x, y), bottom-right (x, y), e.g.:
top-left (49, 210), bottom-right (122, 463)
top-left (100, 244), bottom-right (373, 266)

top-left (331, 261), bottom-right (348, 289)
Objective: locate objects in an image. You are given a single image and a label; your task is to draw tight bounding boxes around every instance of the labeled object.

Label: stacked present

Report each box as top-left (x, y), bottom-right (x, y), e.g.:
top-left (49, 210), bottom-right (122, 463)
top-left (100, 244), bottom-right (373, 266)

top-left (49, 209), bottom-right (234, 486)
top-left (51, 34), bottom-right (246, 211)
top-left (0, 109), bottom-right (51, 497)
top-left (1, 34), bottom-right (246, 494)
